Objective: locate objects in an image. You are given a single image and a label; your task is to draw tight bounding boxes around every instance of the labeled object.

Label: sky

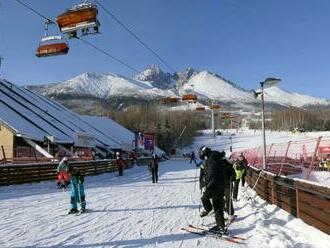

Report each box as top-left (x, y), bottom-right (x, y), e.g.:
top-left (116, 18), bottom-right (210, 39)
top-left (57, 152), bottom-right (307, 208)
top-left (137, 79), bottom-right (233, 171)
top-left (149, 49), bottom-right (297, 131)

top-left (0, 0), bottom-right (330, 98)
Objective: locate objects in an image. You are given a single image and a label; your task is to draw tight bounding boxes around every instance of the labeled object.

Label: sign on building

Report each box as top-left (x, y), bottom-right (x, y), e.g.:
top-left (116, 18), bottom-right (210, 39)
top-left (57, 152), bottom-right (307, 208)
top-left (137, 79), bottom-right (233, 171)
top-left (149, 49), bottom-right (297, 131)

top-left (73, 132), bottom-right (96, 148)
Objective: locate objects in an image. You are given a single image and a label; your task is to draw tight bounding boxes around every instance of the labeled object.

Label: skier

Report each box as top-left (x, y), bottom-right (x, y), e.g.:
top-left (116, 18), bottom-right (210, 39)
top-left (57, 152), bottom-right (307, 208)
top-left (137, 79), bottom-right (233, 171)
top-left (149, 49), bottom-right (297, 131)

top-left (232, 154), bottom-right (247, 201)
top-left (116, 152), bottom-right (124, 176)
top-left (224, 156), bottom-right (235, 216)
top-left (199, 146), bottom-right (227, 234)
top-left (68, 165), bottom-right (86, 214)
top-left (239, 153), bottom-right (248, 186)
top-left (190, 151), bottom-right (197, 165)
top-left (149, 154), bottom-right (159, 183)
top-left (56, 157), bottom-right (70, 188)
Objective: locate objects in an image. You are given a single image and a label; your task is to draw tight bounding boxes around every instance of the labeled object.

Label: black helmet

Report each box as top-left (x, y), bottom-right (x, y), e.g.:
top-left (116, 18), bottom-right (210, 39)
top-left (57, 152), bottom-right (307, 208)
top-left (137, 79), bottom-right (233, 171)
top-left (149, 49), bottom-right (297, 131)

top-left (199, 146), bottom-right (211, 160)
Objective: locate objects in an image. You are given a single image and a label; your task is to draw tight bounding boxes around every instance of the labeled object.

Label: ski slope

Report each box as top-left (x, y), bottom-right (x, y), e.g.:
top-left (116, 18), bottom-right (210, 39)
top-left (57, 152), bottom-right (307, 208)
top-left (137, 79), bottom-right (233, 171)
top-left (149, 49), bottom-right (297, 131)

top-left (1, 159), bottom-right (329, 247)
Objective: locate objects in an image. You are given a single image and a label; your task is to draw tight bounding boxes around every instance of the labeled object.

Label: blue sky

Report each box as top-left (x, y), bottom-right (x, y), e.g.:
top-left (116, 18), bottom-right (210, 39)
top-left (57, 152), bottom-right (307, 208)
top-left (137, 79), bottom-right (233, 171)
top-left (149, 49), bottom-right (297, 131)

top-left (0, 0), bottom-right (329, 98)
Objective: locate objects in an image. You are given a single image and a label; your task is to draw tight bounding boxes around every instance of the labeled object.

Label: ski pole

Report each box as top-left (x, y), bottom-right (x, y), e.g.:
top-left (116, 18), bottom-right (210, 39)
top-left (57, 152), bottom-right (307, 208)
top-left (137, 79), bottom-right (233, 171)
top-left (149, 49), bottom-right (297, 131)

top-left (229, 176), bottom-right (232, 217)
top-left (247, 170), bottom-right (263, 200)
top-left (77, 180), bottom-right (82, 209)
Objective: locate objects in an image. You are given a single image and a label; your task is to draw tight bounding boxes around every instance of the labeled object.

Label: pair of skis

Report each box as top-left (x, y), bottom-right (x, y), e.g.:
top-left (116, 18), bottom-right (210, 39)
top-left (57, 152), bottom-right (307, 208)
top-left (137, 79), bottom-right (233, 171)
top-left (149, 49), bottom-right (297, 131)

top-left (181, 224), bottom-right (246, 244)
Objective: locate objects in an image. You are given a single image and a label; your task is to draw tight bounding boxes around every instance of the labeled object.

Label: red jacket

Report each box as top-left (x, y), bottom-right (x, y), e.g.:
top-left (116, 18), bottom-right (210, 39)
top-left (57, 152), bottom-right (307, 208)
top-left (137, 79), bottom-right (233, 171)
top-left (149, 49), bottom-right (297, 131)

top-left (116, 157), bottom-right (124, 169)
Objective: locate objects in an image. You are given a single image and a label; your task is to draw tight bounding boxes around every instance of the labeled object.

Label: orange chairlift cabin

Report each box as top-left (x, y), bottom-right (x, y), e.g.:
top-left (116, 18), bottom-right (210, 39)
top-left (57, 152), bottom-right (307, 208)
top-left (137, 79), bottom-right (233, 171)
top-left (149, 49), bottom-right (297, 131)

top-left (195, 106), bottom-right (205, 111)
top-left (56, 2), bottom-right (100, 39)
top-left (209, 104), bottom-right (221, 110)
top-left (36, 20), bottom-right (69, 58)
top-left (162, 97), bottom-right (179, 104)
top-left (182, 94), bottom-right (198, 102)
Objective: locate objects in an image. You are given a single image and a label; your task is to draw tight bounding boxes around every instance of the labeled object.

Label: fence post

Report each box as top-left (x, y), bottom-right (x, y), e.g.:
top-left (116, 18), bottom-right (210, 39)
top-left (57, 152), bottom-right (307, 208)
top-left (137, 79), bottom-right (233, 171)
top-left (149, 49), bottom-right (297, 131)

top-left (306, 136), bottom-right (322, 179)
top-left (271, 180), bottom-right (275, 204)
top-left (279, 141), bottom-right (291, 175)
top-left (296, 187), bottom-right (300, 219)
top-left (266, 143), bottom-right (274, 164)
top-left (1, 145), bottom-right (7, 164)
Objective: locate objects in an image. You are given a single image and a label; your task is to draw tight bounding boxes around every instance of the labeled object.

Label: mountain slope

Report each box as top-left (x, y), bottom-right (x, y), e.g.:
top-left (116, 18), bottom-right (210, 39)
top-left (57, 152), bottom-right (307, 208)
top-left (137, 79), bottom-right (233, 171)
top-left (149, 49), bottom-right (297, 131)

top-left (27, 66), bottom-right (330, 109)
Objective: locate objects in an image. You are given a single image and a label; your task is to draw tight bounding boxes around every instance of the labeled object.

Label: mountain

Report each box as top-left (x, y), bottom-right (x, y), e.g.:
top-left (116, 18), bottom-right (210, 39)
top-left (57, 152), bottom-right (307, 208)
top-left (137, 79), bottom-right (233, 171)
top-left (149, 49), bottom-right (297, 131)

top-left (26, 66), bottom-right (330, 111)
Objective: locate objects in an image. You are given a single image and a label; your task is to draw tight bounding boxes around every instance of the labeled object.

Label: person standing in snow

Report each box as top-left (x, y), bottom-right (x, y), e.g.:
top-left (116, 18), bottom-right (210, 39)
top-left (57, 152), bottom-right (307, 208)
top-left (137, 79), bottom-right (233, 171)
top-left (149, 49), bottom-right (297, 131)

top-left (149, 154), bottom-right (159, 183)
top-left (199, 146), bottom-right (227, 234)
top-left (116, 152), bottom-right (124, 176)
top-left (232, 154), bottom-right (247, 201)
top-left (56, 157), bottom-right (70, 188)
top-left (190, 151), bottom-right (197, 165)
top-left (68, 165), bottom-right (86, 214)
top-left (224, 156), bottom-right (235, 216)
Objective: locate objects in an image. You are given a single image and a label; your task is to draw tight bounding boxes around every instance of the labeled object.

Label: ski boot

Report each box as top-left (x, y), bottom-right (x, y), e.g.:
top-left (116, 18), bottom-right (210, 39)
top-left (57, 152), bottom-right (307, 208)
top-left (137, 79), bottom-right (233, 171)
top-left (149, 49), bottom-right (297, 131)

top-left (200, 210), bottom-right (210, 218)
top-left (68, 208), bottom-right (79, 214)
top-left (209, 225), bottom-right (228, 235)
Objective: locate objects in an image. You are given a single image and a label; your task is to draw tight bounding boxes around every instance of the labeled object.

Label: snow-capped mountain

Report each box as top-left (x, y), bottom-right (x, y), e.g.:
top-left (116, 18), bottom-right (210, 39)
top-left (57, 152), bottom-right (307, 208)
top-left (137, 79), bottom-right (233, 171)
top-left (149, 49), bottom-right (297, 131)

top-left (27, 66), bottom-right (330, 109)
top-left (28, 72), bottom-right (177, 99)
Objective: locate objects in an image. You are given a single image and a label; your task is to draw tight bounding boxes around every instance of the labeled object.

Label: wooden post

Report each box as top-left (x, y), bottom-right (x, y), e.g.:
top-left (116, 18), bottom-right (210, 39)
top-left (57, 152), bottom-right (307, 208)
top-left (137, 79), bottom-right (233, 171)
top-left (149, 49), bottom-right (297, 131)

top-left (307, 136), bottom-right (322, 179)
top-left (296, 188), bottom-right (300, 218)
top-left (267, 143), bottom-right (274, 164)
top-left (279, 141), bottom-right (291, 175)
top-left (271, 180), bottom-right (275, 204)
top-left (1, 145), bottom-right (7, 164)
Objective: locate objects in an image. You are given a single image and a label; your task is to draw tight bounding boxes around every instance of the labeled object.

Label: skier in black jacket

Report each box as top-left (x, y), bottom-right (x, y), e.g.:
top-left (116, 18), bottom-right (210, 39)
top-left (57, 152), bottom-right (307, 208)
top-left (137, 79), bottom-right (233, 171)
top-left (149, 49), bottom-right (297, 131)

top-left (199, 146), bottom-right (227, 233)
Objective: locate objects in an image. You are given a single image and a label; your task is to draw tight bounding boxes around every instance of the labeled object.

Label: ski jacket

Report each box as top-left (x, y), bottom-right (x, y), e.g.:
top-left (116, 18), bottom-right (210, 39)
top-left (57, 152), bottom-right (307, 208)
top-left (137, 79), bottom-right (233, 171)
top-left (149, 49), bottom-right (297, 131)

top-left (233, 160), bottom-right (246, 180)
top-left (116, 158), bottom-right (124, 169)
top-left (57, 161), bottom-right (69, 173)
top-left (205, 151), bottom-right (226, 191)
top-left (150, 158), bottom-right (158, 169)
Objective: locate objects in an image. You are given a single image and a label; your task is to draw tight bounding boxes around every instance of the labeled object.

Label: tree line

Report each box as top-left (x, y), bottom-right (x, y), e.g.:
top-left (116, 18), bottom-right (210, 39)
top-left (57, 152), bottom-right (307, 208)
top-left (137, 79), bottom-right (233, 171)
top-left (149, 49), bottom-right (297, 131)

top-left (249, 106), bottom-right (330, 131)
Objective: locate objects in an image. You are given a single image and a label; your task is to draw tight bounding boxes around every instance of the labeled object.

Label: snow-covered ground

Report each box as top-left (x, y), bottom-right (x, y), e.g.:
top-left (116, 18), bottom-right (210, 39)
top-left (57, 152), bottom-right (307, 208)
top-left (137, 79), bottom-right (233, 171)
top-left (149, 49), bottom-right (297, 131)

top-left (1, 130), bottom-right (330, 247)
top-left (1, 160), bottom-right (329, 247)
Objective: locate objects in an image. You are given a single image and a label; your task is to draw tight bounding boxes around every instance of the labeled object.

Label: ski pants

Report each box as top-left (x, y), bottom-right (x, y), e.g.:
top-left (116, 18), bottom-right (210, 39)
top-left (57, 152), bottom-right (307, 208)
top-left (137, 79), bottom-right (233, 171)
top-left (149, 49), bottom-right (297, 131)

top-left (151, 167), bottom-right (158, 183)
top-left (233, 179), bottom-right (240, 200)
top-left (190, 158), bottom-right (197, 165)
top-left (201, 188), bottom-right (225, 228)
top-left (224, 187), bottom-right (235, 215)
top-left (118, 167), bottom-right (123, 176)
top-left (70, 182), bottom-right (86, 210)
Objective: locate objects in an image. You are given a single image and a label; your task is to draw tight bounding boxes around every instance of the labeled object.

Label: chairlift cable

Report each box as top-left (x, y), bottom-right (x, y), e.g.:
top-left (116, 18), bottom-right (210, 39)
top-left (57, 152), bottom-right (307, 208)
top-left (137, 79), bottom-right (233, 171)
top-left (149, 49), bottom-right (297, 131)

top-left (95, 0), bottom-right (177, 73)
top-left (14, 0), bottom-right (55, 24)
top-left (77, 37), bottom-right (140, 73)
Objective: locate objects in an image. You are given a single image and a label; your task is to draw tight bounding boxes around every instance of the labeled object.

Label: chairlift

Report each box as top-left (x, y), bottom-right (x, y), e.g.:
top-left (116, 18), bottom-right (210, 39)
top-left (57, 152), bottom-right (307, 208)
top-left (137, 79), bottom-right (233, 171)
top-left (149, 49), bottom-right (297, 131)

top-left (56, 2), bottom-right (100, 39)
top-left (36, 21), bottom-right (69, 58)
top-left (182, 94), bottom-right (197, 101)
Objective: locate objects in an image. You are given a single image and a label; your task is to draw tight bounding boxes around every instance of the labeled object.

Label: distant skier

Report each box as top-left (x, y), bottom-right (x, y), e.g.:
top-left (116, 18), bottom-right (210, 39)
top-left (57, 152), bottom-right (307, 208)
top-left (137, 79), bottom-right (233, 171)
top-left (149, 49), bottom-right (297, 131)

top-left (68, 165), bottom-right (86, 214)
top-left (199, 146), bottom-right (227, 234)
top-left (56, 157), bottom-right (70, 189)
top-left (149, 154), bottom-right (159, 183)
top-left (190, 151), bottom-right (197, 165)
top-left (116, 152), bottom-right (124, 176)
top-left (232, 154), bottom-right (247, 201)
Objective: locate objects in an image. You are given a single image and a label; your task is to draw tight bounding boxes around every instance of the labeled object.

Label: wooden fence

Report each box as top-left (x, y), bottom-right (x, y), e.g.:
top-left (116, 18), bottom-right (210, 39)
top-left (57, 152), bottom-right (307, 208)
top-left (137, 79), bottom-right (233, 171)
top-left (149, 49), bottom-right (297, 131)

top-left (246, 166), bottom-right (330, 235)
top-left (0, 158), bottom-right (152, 186)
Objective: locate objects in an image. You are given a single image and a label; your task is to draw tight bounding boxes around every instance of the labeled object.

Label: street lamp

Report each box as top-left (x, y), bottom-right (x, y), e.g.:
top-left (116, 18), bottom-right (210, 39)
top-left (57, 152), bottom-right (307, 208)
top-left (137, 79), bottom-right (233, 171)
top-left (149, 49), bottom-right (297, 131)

top-left (253, 77), bottom-right (281, 170)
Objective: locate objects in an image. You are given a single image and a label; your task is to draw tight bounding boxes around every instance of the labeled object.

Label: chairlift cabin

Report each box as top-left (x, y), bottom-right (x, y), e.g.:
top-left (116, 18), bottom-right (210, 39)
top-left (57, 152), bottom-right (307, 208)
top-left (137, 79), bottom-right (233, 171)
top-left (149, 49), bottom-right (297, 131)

top-left (56, 2), bottom-right (100, 38)
top-left (36, 36), bottom-right (69, 57)
top-left (210, 104), bottom-right (221, 110)
top-left (36, 21), bottom-right (69, 58)
top-left (162, 97), bottom-right (179, 104)
top-left (195, 106), bottom-right (205, 111)
top-left (182, 94), bottom-right (197, 102)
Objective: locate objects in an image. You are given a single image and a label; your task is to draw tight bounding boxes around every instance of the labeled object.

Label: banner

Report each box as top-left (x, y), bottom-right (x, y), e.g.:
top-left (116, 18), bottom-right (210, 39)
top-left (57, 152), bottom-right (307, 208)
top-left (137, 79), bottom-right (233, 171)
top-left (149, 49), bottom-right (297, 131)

top-left (143, 133), bottom-right (154, 151)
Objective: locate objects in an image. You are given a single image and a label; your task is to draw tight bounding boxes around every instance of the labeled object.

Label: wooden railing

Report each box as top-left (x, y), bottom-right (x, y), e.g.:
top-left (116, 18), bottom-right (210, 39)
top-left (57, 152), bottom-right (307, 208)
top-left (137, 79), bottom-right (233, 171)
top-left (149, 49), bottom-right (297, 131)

top-left (246, 166), bottom-right (330, 234)
top-left (0, 158), bottom-right (152, 186)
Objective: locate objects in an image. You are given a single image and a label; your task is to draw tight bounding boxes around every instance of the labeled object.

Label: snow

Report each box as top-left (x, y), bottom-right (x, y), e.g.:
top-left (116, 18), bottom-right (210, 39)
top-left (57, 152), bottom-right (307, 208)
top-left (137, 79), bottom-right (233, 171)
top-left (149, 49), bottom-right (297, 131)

top-left (1, 131), bottom-right (329, 247)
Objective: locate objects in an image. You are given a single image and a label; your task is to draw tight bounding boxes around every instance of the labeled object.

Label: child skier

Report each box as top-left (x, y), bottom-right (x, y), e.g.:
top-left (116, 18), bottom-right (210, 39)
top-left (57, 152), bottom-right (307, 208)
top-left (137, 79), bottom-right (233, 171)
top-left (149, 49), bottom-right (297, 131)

top-left (56, 157), bottom-right (70, 189)
top-left (116, 152), bottom-right (124, 176)
top-left (68, 165), bottom-right (86, 214)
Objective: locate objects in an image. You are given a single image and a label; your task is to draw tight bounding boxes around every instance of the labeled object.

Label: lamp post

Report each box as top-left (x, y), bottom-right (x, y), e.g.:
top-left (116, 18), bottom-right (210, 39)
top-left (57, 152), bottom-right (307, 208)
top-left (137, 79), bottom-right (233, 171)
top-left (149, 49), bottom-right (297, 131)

top-left (255, 77), bottom-right (281, 170)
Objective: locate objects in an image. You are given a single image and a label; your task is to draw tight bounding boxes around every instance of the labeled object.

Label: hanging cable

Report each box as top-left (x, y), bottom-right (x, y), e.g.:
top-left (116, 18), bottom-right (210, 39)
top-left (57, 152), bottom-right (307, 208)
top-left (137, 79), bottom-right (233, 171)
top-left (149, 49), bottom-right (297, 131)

top-left (95, 0), bottom-right (177, 73)
top-left (77, 37), bottom-right (140, 73)
top-left (14, 0), bottom-right (54, 24)
top-left (14, 0), bottom-right (141, 74)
